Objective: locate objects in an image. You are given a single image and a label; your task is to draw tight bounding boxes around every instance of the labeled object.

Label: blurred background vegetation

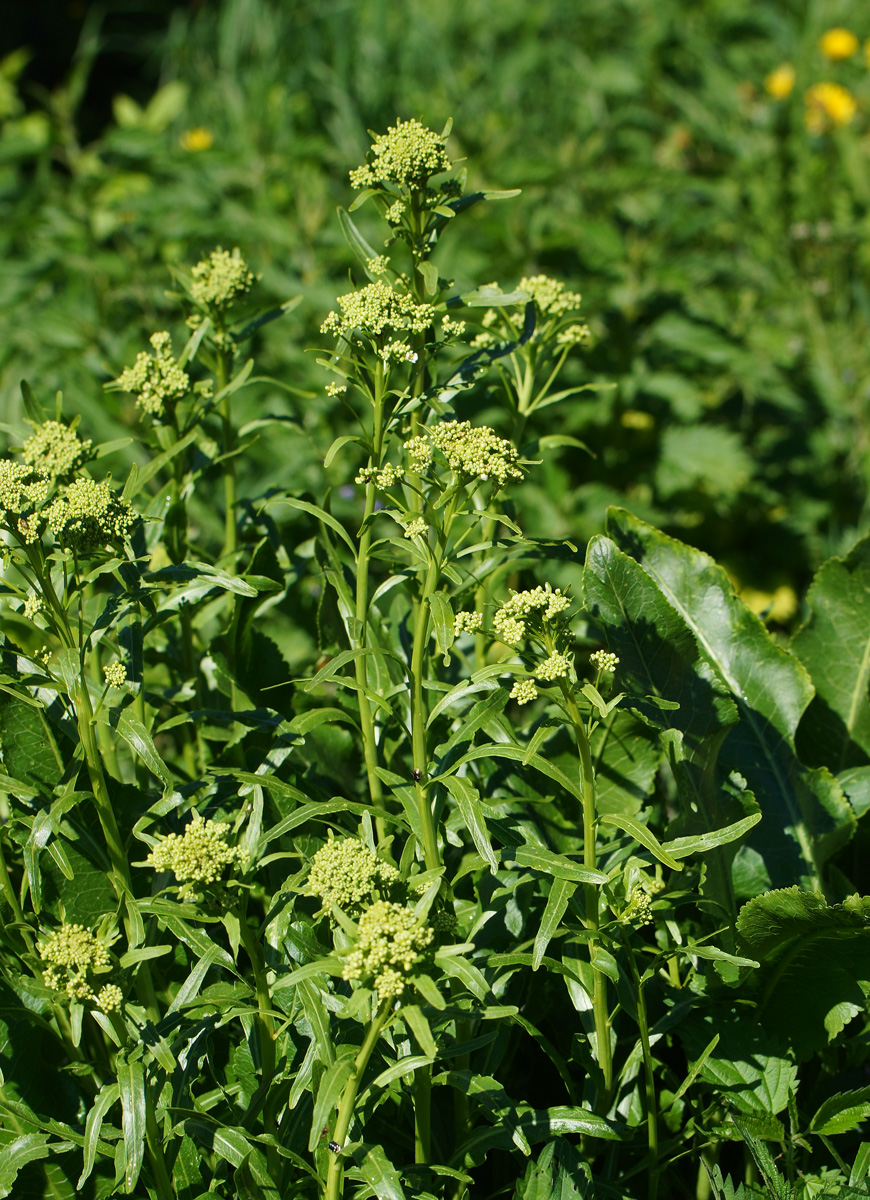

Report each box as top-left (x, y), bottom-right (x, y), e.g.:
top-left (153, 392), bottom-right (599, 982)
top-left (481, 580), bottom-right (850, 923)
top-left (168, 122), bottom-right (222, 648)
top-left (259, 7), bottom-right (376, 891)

top-left (3, 0), bottom-right (870, 625)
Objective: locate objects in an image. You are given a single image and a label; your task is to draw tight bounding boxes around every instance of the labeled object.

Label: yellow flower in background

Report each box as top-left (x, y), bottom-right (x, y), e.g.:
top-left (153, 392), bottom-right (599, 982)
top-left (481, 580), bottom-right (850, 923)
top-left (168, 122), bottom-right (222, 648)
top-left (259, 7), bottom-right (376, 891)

top-left (765, 63), bottom-right (795, 99)
top-left (804, 81), bottom-right (857, 132)
top-left (819, 27), bottom-right (859, 60)
top-left (180, 127), bottom-right (214, 151)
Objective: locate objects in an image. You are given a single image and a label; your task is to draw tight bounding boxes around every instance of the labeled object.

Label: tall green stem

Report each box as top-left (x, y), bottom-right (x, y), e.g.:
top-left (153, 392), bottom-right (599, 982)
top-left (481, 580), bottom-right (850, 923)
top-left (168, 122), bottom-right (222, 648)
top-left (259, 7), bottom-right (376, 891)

top-left (560, 682), bottom-right (613, 1099)
top-left (216, 348), bottom-right (236, 560)
top-left (624, 936), bottom-right (658, 1200)
top-left (324, 998), bottom-right (392, 1200)
top-left (409, 555), bottom-right (441, 871)
top-left (414, 1066), bottom-right (432, 1163)
top-left (238, 911), bottom-right (276, 1082)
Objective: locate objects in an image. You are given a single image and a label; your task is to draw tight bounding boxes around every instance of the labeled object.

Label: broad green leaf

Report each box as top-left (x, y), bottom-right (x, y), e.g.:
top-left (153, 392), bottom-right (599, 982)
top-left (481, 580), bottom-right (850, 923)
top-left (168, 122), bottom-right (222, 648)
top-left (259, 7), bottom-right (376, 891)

top-left (605, 508), bottom-right (854, 887)
top-left (737, 889), bottom-right (870, 1056)
top-left (117, 1059), bottom-right (146, 1193)
top-left (680, 1010), bottom-right (797, 1116)
top-left (0, 692), bottom-right (65, 795)
top-left (337, 206), bottom-right (381, 268)
top-left (792, 535), bottom-right (870, 770)
top-left (591, 710), bottom-right (661, 816)
top-left (402, 1004), bottom-right (437, 1058)
top-left (582, 533), bottom-right (737, 747)
top-left (357, 1144), bottom-right (406, 1200)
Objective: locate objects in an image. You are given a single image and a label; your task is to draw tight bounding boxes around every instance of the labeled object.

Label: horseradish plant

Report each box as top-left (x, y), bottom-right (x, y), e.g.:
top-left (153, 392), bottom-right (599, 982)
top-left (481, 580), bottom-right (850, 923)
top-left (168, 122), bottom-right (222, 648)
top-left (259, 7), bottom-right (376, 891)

top-left (0, 119), bottom-right (868, 1200)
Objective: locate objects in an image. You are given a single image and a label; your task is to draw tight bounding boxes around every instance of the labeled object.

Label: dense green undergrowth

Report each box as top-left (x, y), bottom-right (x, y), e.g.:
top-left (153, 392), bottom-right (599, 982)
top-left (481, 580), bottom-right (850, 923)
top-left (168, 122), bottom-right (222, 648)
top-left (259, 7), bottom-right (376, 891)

top-left (3, 0), bottom-right (870, 594)
top-left (3, 4), bottom-right (870, 1198)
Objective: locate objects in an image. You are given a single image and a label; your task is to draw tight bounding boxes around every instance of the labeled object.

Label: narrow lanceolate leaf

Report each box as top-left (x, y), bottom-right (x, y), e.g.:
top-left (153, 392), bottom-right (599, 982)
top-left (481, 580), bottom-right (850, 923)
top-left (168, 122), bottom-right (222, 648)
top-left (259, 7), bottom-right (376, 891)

top-left (510, 846), bottom-right (608, 885)
top-left (605, 508), bottom-right (854, 887)
top-left (791, 535), bottom-right (870, 770)
top-left (78, 1084), bottom-right (120, 1188)
top-left (597, 813), bottom-right (682, 871)
top-left (309, 1056), bottom-right (354, 1151)
top-left (533, 878), bottom-right (576, 969)
top-left (663, 813), bottom-right (762, 859)
top-left (117, 1059), bottom-right (146, 1194)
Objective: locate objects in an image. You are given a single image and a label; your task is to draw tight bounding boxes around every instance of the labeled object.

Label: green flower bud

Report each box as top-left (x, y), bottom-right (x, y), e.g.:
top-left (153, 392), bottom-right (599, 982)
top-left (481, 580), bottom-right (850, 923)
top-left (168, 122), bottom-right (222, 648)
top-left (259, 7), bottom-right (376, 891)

top-left (307, 836), bottom-right (398, 912)
top-left (321, 280), bottom-right (435, 343)
top-left (349, 119), bottom-right (452, 191)
top-left (115, 332), bottom-right (190, 418)
top-left (22, 421), bottom-right (92, 478)
top-left (342, 900), bottom-right (433, 1000)
top-left (190, 247), bottom-right (256, 312)
top-left (146, 812), bottom-right (246, 900)
top-left (46, 478), bottom-right (136, 555)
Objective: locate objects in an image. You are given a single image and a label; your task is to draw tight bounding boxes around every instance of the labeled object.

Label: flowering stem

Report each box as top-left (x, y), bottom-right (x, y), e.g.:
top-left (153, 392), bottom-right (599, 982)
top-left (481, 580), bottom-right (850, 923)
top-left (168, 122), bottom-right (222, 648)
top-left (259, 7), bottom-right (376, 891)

top-left (559, 681), bottom-right (613, 1101)
top-left (324, 997), bottom-right (393, 1200)
top-left (354, 363), bottom-right (386, 838)
top-left (237, 905), bottom-right (276, 1082)
top-left (217, 347), bottom-right (236, 561)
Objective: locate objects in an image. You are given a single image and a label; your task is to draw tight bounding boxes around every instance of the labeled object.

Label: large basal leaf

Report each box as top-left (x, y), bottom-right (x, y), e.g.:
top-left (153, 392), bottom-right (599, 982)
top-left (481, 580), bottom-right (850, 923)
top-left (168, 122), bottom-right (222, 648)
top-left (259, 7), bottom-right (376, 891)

top-left (791, 535), bottom-right (870, 772)
top-left (591, 710), bottom-right (662, 816)
top-left (605, 508), bottom-right (854, 889)
top-left (582, 534), bottom-right (737, 747)
top-left (737, 888), bottom-right (870, 1058)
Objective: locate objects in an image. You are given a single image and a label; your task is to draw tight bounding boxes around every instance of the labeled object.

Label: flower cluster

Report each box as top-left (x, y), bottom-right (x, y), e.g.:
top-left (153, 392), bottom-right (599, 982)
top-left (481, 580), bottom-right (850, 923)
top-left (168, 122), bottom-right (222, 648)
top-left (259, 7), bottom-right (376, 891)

top-left (23, 592), bottom-right (44, 620)
top-left (404, 421), bottom-right (523, 489)
top-left (46, 478), bottom-right (136, 555)
top-left (103, 661), bottom-right (128, 688)
top-left (509, 679), bottom-right (538, 705)
top-left (492, 584), bottom-right (571, 645)
top-left (342, 900), bottom-right (433, 1000)
top-left (519, 275), bottom-right (583, 317)
top-left (146, 812), bottom-right (246, 900)
top-left (114, 332), bottom-right (191, 417)
top-left (0, 460), bottom-right (49, 543)
top-left (39, 924), bottom-right (121, 1011)
top-left (321, 280), bottom-right (434, 343)
top-left (403, 517), bottom-right (427, 540)
top-left (536, 652), bottom-right (571, 681)
top-left (23, 421), bottom-right (92, 478)
top-left (590, 650), bottom-right (619, 674)
top-left (307, 836), bottom-right (398, 912)
top-left (349, 119), bottom-right (452, 191)
top-left (355, 463), bottom-right (406, 489)
top-left (453, 611), bottom-right (483, 638)
top-left (190, 247), bottom-right (256, 313)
